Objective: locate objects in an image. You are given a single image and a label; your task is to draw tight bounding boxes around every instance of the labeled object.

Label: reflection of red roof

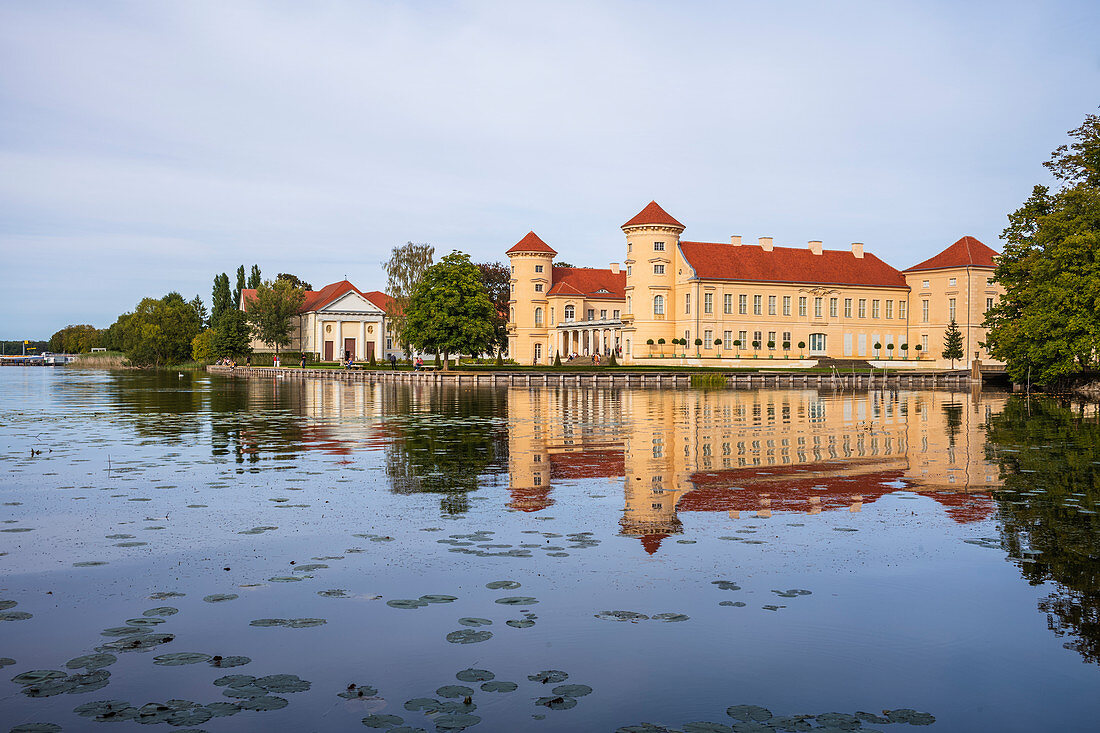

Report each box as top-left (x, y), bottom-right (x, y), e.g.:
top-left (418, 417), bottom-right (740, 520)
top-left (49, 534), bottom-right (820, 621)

top-left (508, 485), bottom-right (554, 513)
top-left (904, 236), bottom-right (998, 272)
top-left (929, 491), bottom-right (995, 523)
top-left (506, 231), bottom-right (557, 255)
top-left (679, 242), bottom-right (907, 288)
top-left (550, 450), bottom-right (624, 479)
top-left (640, 533), bottom-right (668, 555)
top-left (547, 268), bottom-right (626, 299)
top-left (240, 280), bottom-right (388, 314)
top-left (623, 201), bottom-right (684, 230)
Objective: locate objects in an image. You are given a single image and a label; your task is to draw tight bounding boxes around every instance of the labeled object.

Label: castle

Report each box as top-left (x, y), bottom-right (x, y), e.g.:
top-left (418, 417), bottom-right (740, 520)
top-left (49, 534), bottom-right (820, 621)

top-left (506, 201), bottom-right (1002, 369)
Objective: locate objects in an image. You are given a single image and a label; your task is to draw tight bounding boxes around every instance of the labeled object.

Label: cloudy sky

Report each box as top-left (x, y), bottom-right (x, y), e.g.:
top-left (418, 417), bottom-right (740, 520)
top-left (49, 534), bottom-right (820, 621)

top-left (2, 0), bottom-right (1097, 338)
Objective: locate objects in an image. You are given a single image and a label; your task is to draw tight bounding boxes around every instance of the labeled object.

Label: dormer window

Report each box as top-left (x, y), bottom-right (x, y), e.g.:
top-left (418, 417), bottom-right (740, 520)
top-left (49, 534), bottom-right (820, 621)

top-left (596, 288), bottom-right (610, 294)
top-left (654, 242), bottom-right (665, 251)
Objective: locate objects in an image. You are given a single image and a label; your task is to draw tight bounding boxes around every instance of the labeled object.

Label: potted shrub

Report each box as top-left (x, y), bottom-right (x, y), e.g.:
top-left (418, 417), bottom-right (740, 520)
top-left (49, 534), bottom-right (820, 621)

top-left (782, 340), bottom-right (790, 358)
top-left (714, 338), bottom-right (723, 357)
top-left (657, 338), bottom-right (666, 357)
top-left (797, 340), bottom-right (806, 358)
top-left (751, 340), bottom-right (760, 357)
top-left (873, 341), bottom-right (882, 358)
top-left (733, 339), bottom-right (741, 357)
top-left (767, 340), bottom-right (775, 358)
top-left (646, 338), bottom-right (655, 350)
top-left (914, 343), bottom-right (922, 359)
top-left (900, 343), bottom-right (909, 359)
top-left (694, 337), bottom-right (703, 356)
top-left (886, 343), bottom-right (894, 359)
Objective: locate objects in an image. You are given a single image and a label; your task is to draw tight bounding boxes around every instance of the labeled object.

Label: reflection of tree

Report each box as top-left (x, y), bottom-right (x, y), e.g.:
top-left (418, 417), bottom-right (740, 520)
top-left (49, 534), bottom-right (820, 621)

top-left (208, 377), bottom-right (304, 465)
top-left (942, 402), bottom-right (963, 447)
top-left (106, 371), bottom-right (204, 442)
top-left (382, 384), bottom-right (508, 514)
top-left (986, 397), bottom-right (1100, 663)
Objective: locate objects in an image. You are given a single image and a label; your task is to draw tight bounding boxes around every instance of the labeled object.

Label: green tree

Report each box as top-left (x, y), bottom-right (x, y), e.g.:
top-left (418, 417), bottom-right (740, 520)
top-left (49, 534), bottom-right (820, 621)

top-left (401, 251), bottom-right (495, 370)
top-left (275, 273), bottom-right (313, 291)
top-left (384, 242), bottom-right (435, 356)
top-left (942, 319), bottom-right (964, 369)
top-left (214, 309), bottom-right (253, 358)
top-left (191, 328), bottom-right (218, 362)
top-left (984, 114), bottom-right (1100, 385)
top-left (475, 260), bottom-right (510, 358)
top-left (48, 324), bottom-right (102, 353)
top-left (111, 292), bottom-right (203, 367)
top-left (211, 273), bottom-right (232, 325)
top-left (552, 261), bottom-right (575, 268)
top-left (247, 264), bottom-right (262, 289)
top-left (189, 295), bottom-right (209, 328)
top-left (233, 265), bottom-right (246, 309)
top-left (245, 279), bottom-right (305, 357)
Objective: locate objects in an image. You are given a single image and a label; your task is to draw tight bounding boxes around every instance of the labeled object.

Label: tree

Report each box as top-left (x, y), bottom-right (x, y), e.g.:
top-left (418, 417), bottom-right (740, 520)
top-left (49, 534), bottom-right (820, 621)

top-left (943, 319), bottom-right (964, 369)
top-left (984, 114), bottom-right (1100, 385)
top-left (246, 279), bottom-right (305, 357)
top-left (276, 273), bottom-right (313, 291)
top-left (212, 273), bottom-right (232, 325)
top-left (214, 309), bottom-right (252, 358)
top-left (189, 295), bottom-right (209, 329)
top-left (48, 324), bottom-right (102, 353)
top-left (401, 252), bottom-right (495, 370)
top-left (552, 261), bottom-right (575, 268)
top-left (247, 265), bottom-right (262, 289)
top-left (475, 261), bottom-right (510, 358)
top-left (384, 242), bottom-right (435, 357)
top-left (110, 292), bottom-right (203, 367)
top-left (191, 329), bottom-right (217, 362)
top-left (797, 340), bottom-right (806, 358)
top-left (233, 266), bottom-right (246, 309)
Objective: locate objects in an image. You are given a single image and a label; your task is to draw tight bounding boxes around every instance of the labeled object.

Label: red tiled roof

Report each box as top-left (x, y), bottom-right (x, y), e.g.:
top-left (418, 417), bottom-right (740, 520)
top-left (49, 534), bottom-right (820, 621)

top-left (506, 231), bottom-right (557, 255)
top-left (363, 290), bottom-right (395, 313)
top-left (679, 241), bottom-right (908, 288)
top-left (547, 267), bottom-right (626, 299)
top-left (903, 236), bottom-right (999, 272)
top-left (622, 201), bottom-right (684, 230)
top-left (241, 280), bottom-right (387, 315)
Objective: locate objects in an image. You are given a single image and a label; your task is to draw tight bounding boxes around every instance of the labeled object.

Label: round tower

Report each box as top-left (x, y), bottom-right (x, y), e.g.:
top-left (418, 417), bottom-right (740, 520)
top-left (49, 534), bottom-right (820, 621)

top-left (621, 201), bottom-right (684, 361)
top-left (506, 231), bottom-right (557, 365)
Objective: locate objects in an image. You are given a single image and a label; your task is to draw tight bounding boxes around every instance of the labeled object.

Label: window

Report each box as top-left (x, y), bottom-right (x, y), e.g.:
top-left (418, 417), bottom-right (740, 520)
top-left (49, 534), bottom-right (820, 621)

top-left (600, 309), bottom-right (607, 320)
top-left (550, 307), bottom-right (554, 323)
top-left (511, 266), bottom-right (515, 274)
top-left (510, 283), bottom-right (514, 293)
top-left (783, 296), bottom-right (791, 316)
top-left (885, 300), bottom-right (893, 319)
top-left (739, 294), bottom-right (748, 314)
top-left (799, 297), bottom-right (807, 316)
top-left (534, 283), bottom-right (543, 292)
top-left (654, 242), bottom-right (665, 251)
top-left (724, 293), bottom-right (733, 314)
top-left (922, 280), bottom-right (930, 289)
top-left (830, 298), bottom-right (838, 318)
top-left (808, 333), bottom-right (827, 352)
top-left (613, 309), bottom-right (620, 319)
top-left (844, 298), bottom-right (852, 318)
top-left (535, 264), bottom-right (543, 273)
top-left (704, 330), bottom-right (713, 348)
top-left (564, 305), bottom-right (575, 321)
top-left (921, 334), bottom-right (928, 351)
top-left (653, 295), bottom-right (664, 316)
top-left (768, 295), bottom-right (777, 315)
top-left (534, 308), bottom-right (543, 326)
top-left (948, 298), bottom-right (956, 322)
top-left (684, 330), bottom-right (691, 343)
top-left (534, 343), bottom-right (542, 361)
top-left (871, 300), bottom-right (880, 318)
top-left (705, 292), bottom-right (713, 314)
top-left (753, 330), bottom-right (762, 346)
top-left (921, 300), bottom-right (929, 323)
top-left (782, 331), bottom-right (791, 345)
top-left (685, 293), bottom-right (691, 314)
top-left (753, 295), bottom-right (762, 315)
top-left (724, 330), bottom-right (732, 349)
top-left (738, 330), bottom-right (748, 345)
top-left (626, 265), bottom-right (632, 276)
top-left (653, 264), bottom-right (665, 275)
top-left (986, 297), bottom-right (993, 311)
top-left (858, 299), bottom-right (867, 318)
top-left (628, 242), bottom-right (632, 253)
top-left (899, 301), bottom-right (907, 319)
top-left (587, 309), bottom-right (595, 321)
top-left (768, 331), bottom-right (776, 348)
top-left (814, 297), bottom-right (823, 319)
top-left (510, 307), bottom-right (514, 322)
top-left (949, 277), bottom-right (957, 286)
top-left (386, 335), bottom-right (393, 350)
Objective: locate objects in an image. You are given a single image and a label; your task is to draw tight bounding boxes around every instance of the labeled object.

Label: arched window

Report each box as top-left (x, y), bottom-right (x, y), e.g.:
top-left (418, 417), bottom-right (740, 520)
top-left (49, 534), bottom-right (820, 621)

top-left (534, 307), bottom-right (543, 326)
top-left (653, 295), bottom-right (665, 315)
top-left (808, 333), bottom-right (827, 353)
top-left (564, 305), bottom-right (575, 321)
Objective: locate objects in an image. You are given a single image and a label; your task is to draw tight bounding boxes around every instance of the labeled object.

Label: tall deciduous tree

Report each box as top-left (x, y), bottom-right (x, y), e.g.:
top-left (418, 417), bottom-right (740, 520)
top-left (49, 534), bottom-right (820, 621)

top-left (245, 279), bottom-right (305, 356)
top-left (475, 261), bottom-right (510, 358)
top-left (275, 273), bottom-right (313, 291)
top-left (384, 242), bottom-right (435, 356)
top-left (233, 266), bottom-right (246, 309)
top-left (942, 320), bottom-right (963, 369)
top-left (214, 309), bottom-right (253, 358)
top-left (984, 114), bottom-right (1100, 385)
top-left (110, 292), bottom-right (204, 367)
top-left (211, 273), bottom-right (232, 325)
top-left (247, 265), bottom-right (263, 289)
top-left (48, 324), bottom-right (102, 353)
top-left (401, 251), bottom-right (495, 370)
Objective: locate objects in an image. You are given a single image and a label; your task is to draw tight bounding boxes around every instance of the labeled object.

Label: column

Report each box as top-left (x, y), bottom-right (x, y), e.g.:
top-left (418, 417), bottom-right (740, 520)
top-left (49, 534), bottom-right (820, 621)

top-left (359, 320), bottom-right (367, 359)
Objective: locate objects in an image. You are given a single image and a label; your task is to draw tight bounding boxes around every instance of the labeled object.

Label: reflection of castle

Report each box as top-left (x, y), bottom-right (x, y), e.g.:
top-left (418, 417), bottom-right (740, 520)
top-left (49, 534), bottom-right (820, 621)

top-left (507, 387), bottom-right (1006, 553)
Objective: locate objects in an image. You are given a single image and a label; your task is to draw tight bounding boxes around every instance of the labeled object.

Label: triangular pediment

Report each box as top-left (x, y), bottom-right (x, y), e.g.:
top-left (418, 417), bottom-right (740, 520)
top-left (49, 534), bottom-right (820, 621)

top-left (317, 291), bottom-right (384, 314)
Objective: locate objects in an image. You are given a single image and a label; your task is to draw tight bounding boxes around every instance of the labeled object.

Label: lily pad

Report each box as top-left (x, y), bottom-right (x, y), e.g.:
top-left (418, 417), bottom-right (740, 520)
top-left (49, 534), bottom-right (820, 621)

top-left (436, 684), bottom-right (474, 698)
top-left (9, 725), bottom-right (62, 733)
top-left (12, 670), bottom-right (67, 685)
top-left (362, 713), bottom-right (404, 728)
top-left (65, 653), bottom-right (116, 670)
top-left (237, 695), bottom-right (289, 711)
top-left (719, 601), bottom-right (747, 608)
top-left (494, 596), bottom-right (537, 605)
top-left (73, 561), bottom-right (108, 567)
top-left (595, 610), bottom-right (649, 622)
top-left (209, 655), bottom-right (251, 668)
top-left (506, 619), bottom-right (535, 628)
top-left (458, 617), bottom-right (492, 627)
top-left (293, 563), bottom-right (328, 573)
top-left (203, 593), bottom-right (239, 603)
top-left (446, 629), bottom-right (493, 644)
top-left (204, 701), bottom-right (242, 717)
top-left (153, 652), bottom-right (211, 666)
top-left (404, 697), bottom-right (441, 712)
top-left (480, 680), bottom-right (517, 692)
top-left (338, 683), bottom-right (379, 699)
top-left (771, 589), bottom-right (812, 598)
top-left (0, 611), bottom-right (34, 621)
top-left (683, 723), bottom-right (734, 733)
top-left (387, 599), bottom-right (429, 610)
top-left (726, 705), bottom-right (773, 722)
top-left (285, 618), bottom-right (326, 628)
top-left (143, 607), bottom-right (179, 617)
top-left (434, 713), bottom-right (481, 730)
top-left (268, 576), bottom-right (305, 583)
top-left (651, 613), bottom-right (690, 622)
top-left (102, 632), bottom-right (175, 651)
top-left (149, 591), bottom-right (185, 600)
top-left (885, 709), bottom-right (936, 725)
top-left (552, 684), bottom-right (592, 697)
top-left (250, 618), bottom-right (288, 627)
top-left (256, 674), bottom-right (311, 693)
top-left (485, 580), bottom-right (521, 590)
top-left (0, 657), bottom-right (16, 667)
top-left (712, 581), bottom-right (741, 591)
top-left (536, 695), bottom-right (577, 710)
top-left (214, 674), bottom-right (256, 687)
top-left (318, 589), bottom-right (349, 598)
top-left (527, 670), bottom-right (568, 684)
top-left (165, 707), bottom-right (213, 726)
top-left (456, 668), bottom-right (494, 682)
top-left (420, 594), bottom-right (458, 604)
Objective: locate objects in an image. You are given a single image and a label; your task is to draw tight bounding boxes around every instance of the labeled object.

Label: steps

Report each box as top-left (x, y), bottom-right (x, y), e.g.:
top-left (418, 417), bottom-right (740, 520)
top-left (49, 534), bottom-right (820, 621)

top-left (814, 357), bottom-right (873, 370)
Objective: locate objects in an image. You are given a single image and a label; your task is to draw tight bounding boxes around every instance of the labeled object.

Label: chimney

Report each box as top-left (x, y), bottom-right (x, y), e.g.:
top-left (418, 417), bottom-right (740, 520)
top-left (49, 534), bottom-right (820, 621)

top-left (730, 235), bottom-right (742, 246)
top-left (851, 242), bottom-right (864, 259)
top-left (808, 240), bottom-right (823, 255)
top-left (609, 262), bottom-right (620, 274)
top-left (759, 236), bottom-right (773, 252)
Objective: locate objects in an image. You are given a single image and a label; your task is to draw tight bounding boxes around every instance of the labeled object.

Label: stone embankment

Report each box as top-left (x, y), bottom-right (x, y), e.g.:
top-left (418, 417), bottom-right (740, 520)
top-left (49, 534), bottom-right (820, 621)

top-left (207, 365), bottom-right (978, 390)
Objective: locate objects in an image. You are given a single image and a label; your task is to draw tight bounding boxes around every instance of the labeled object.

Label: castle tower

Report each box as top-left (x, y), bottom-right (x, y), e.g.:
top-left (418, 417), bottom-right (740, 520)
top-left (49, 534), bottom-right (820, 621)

top-left (506, 232), bottom-right (557, 365)
top-left (621, 201), bottom-right (685, 362)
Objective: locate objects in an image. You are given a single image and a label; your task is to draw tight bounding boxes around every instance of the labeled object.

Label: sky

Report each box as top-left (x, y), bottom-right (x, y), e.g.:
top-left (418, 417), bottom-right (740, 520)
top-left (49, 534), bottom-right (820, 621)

top-left (2, 0), bottom-right (1098, 339)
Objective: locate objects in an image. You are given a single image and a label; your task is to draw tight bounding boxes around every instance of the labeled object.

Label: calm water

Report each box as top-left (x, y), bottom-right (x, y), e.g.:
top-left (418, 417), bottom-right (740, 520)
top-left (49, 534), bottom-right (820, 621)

top-left (1, 370), bottom-right (1099, 732)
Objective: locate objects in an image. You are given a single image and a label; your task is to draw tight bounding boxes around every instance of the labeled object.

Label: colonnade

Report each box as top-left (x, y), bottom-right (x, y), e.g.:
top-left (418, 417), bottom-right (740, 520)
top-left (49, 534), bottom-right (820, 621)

top-left (556, 326), bottom-right (622, 358)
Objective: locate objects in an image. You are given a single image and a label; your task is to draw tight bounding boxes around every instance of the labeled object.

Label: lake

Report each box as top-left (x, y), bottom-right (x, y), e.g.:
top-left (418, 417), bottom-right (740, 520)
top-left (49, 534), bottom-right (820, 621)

top-left (1, 369), bottom-right (1098, 732)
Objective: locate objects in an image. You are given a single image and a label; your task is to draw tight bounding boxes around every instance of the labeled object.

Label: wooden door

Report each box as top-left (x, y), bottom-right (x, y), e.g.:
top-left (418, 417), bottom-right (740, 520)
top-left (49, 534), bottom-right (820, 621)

top-left (365, 342), bottom-right (375, 361)
top-left (344, 338), bottom-right (356, 360)
top-left (324, 340), bottom-right (334, 361)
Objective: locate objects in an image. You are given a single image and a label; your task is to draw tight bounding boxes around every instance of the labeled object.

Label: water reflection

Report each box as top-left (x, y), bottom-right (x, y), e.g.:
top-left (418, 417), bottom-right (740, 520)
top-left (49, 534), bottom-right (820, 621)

top-left (986, 398), bottom-right (1100, 664)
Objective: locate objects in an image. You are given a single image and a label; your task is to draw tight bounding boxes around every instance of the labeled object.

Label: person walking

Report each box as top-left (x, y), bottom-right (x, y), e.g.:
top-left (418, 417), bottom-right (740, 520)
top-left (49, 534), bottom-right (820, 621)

top-left (390, 353), bottom-right (397, 371)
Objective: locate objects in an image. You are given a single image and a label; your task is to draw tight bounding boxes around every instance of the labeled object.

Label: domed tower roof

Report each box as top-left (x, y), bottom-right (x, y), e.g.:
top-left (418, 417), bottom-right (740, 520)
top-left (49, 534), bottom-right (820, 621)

top-left (506, 231), bottom-right (557, 255)
top-left (622, 201), bottom-right (685, 230)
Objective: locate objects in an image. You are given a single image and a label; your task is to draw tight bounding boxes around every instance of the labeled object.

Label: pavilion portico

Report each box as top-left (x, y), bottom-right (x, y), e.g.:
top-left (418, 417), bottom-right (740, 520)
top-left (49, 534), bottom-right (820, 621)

top-left (556, 320), bottom-right (624, 357)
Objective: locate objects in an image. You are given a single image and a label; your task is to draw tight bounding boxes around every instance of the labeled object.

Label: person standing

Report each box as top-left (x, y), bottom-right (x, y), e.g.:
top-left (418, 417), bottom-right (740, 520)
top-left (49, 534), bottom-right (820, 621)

top-left (390, 353), bottom-right (397, 371)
